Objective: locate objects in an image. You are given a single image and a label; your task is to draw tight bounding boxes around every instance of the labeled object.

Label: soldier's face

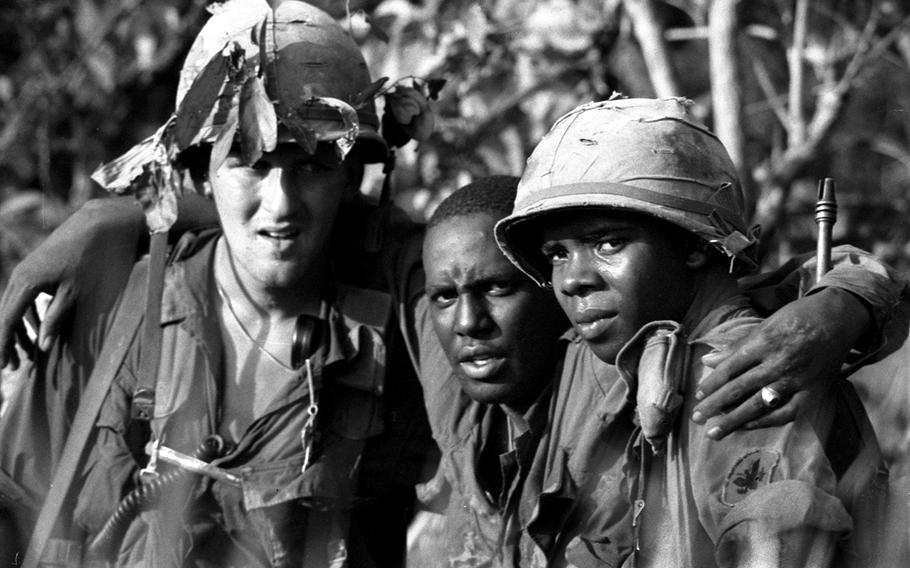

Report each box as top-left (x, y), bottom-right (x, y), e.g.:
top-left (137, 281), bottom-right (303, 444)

top-left (424, 213), bottom-right (567, 410)
top-left (540, 210), bottom-right (694, 363)
top-left (209, 144), bottom-right (358, 291)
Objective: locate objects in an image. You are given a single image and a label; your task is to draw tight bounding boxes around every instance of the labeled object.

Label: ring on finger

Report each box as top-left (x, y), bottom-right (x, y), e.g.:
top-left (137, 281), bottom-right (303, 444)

top-left (760, 386), bottom-right (783, 409)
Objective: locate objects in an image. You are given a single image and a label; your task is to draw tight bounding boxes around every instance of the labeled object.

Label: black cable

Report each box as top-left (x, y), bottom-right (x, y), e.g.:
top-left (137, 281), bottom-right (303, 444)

top-left (85, 435), bottom-right (230, 560)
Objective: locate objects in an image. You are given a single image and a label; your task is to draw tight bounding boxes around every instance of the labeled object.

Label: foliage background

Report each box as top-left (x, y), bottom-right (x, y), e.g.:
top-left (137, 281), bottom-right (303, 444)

top-left (3, 0), bottom-right (910, 280)
top-left (1, 0), bottom-right (910, 463)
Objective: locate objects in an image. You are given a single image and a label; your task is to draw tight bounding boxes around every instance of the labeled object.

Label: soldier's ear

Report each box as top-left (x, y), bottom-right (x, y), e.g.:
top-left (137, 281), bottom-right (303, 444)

top-left (189, 171), bottom-right (213, 197)
top-left (685, 240), bottom-right (710, 269)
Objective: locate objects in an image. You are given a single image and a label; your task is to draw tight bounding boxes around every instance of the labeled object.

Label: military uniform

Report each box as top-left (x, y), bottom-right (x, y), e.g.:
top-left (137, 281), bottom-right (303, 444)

top-left (492, 97), bottom-right (903, 567)
top-left (71, 231), bottom-right (392, 566)
top-left (548, 294), bottom-right (882, 568)
top-left (0, 2), bottom-right (439, 565)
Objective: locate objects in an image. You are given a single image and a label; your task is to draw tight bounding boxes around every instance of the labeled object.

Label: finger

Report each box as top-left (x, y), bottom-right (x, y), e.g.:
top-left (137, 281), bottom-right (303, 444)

top-left (692, 364), bottom-right (775, 423)
top-left (38, 286), bottom-right (76, 351)
top-left (14, 320), bottom-right (35, 356)
top-left (702, 384), bottom-right (791, 440)
top-left (695, 345), bottom-right (764, 401)
top-left (742, 392), bottom-right (808, 429)
top-left (3, 327), bottom-right (21, 370)
top-left (700, 348), bottom-right (731, 369)
top-left (24, 302), bottom-right (40, 335)
top-left (0, 283), bottom-right (40, 368)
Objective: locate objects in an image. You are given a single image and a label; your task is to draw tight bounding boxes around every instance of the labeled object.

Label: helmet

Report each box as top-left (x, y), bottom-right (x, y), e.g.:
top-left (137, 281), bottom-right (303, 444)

top-left (90, 0), bottom-right (394, 233)
top-left (174, 0), bottom-right (387, 163)
top-left (494, 97), bottom-right (759, 286)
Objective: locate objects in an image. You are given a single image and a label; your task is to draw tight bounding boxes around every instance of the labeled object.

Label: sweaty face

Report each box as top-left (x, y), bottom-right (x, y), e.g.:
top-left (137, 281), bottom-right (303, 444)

top-left (424, 214), bottom-right (567, 409)
top-left (210, 144), bottom-right (359, 293)
top-left (540, 210), bottom-right (695, 363)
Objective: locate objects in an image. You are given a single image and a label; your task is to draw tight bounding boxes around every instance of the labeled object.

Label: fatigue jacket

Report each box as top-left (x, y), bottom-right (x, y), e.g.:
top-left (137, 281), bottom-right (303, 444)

top-left (411, 291), bottom-right (551, 566)
top-left (410, 246), bottom-right (907, 568)
top-left (539, 294), bottom-right (886, 568)
top-left (23, 231), bottom-right (397, 567)
top-left (434, 388), bottom-right (557, 567)
top-left (0, 207), bottom-right (435, 567)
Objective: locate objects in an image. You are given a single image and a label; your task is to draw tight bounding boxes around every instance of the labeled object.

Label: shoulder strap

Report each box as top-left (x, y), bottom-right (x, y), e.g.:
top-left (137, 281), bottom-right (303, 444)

top-left (131, 232), bottom-right (168, 420)
top-left (24, 232), bottom-right (167, 568)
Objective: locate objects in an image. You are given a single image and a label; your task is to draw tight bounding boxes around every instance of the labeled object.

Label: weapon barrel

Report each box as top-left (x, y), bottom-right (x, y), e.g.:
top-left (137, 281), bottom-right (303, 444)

top-left (814, 178), bottom-right (837, 283)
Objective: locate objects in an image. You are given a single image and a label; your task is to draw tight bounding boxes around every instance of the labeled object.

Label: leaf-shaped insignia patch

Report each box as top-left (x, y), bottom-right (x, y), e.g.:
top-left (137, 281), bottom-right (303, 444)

top-left (721, 449), bottom-right (780, 506)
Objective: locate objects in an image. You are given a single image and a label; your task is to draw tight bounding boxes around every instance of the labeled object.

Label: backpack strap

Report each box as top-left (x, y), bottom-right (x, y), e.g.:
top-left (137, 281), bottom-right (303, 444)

top-left (131, 232), bottom-right (168, 421)
top-left (24, 232), bottom-right (167, 568)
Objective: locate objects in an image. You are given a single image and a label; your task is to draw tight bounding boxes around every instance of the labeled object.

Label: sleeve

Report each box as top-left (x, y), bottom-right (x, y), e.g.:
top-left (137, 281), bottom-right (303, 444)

top-left (807, 246), bottom-right (906, 330)
top-left (414, 295), bottom-right (464, 447)
top-left (686, 341), bottom-right (853, 567)
top-left (0, 257), bottom-right (141, 546)
top-left (740, 245), bottom-right (909, 360)
top-left (72, 358), bottom-right (140, 536)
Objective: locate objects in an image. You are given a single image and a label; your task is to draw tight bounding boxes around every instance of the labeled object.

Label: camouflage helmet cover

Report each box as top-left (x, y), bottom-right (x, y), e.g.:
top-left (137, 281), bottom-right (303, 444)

top-left (494, 97), bottom-right (760, 286)
top-left (174, 0), bottom-right (387, 163)
top-left (89, 0), bottom-right (392, 232)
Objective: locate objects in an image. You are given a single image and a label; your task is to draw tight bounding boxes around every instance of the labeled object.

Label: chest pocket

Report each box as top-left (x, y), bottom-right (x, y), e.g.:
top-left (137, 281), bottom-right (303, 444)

top-left (323, 285), bottom-right (392, 441)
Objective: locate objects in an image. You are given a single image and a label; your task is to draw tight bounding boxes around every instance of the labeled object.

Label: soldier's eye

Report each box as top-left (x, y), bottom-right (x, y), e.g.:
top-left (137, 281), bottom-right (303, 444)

top-left (486, 282), bottom-right (513, 296)
top-left (594, 237), bottom-right (628, 256)
top-left (541, 244), bottom-right (568, 265)
top-left (429, 290), bottom-right (456, 308)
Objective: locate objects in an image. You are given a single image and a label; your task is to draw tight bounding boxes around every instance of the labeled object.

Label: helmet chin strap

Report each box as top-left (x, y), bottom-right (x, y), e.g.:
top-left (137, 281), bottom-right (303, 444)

top-left (364, 149), bottom-right (396, 253)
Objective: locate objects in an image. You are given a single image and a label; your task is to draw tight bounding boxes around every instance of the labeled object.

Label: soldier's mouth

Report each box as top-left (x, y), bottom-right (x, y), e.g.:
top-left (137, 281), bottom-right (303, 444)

top-left (258, 228), bottom-right (300, 240)
top-left (573, 309), bottom-right (617, 340)
top-left (458, 356), bottom-right (507, 381)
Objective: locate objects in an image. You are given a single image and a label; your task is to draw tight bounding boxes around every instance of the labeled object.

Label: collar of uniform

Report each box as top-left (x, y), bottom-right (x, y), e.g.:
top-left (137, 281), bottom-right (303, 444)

top-left (686, 294), bottom-right (755, 342)
top-left (500, 380), bottom-right (553, 451)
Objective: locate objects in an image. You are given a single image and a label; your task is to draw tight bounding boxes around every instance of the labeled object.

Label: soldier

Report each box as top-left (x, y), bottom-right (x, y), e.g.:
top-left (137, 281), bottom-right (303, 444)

top-left (413, 176), bottom-right (567, 566)
top-left (0, 2), bottom-right (433, 566)
top-left (494, 97), bottom-right (899, 567)
top-left (412, 176), bottom-right (903, 566)
top-left (0, 27), bottom-right (905, 568)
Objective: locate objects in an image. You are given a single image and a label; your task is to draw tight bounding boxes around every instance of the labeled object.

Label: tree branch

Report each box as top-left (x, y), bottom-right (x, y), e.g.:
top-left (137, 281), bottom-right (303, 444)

top-left (621, 0), bottom-right (681, 97)
top-left (787, 0), bottom-right (809, 147)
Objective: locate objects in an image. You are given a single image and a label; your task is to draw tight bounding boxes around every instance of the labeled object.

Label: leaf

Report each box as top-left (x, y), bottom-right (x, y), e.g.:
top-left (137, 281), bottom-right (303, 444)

top-left (350, 77), bottom-right (389, 109)
top-left (91, 135), bottom-right (161, 194)
top-left (134, 167), bottom-right (180, 234)
top-left (386, 86), bottom-right (423, 124)
top-left (312, 96), bottom-right (359, 161)
top-left (173, 42), bottom-right (245, 151)
top-left (279, 96), bottom-right (360, 159)
top-left (239, 75), bottom-right (277, 165)
top-left (281, 113), bottom-right (319, 155)
top-left (91, 118), bottom-right (174, 194)
top-left (381, 110), bottom-right (411, 149)
top-left (367, 15), bottom-right (390, 43)
top-left (384, 86), bottom-right (435, 142)
top-left (426, 78), bottom-right (447, 101)
top-left (209, 103), bottom-right (239, 179)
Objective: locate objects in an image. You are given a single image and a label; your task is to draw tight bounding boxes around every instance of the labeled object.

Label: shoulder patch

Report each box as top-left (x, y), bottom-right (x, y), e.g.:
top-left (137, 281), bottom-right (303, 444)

top-left (721, 448), bottom-right (780, 506)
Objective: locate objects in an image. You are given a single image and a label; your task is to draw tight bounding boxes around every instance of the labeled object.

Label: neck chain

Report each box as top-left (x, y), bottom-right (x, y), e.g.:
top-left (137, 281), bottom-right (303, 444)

top-left (216, 281), bottom-right (296, 372)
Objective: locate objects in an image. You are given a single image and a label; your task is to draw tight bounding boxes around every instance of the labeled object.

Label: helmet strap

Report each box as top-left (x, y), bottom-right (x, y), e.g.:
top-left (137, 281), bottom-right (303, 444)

top-left (364, 150), bottom-right (396, 253)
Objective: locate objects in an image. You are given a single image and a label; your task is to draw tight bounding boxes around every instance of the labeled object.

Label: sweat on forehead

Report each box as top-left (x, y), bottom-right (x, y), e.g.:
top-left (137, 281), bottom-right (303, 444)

top-left (427, 176), bottom-right (519, 229)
